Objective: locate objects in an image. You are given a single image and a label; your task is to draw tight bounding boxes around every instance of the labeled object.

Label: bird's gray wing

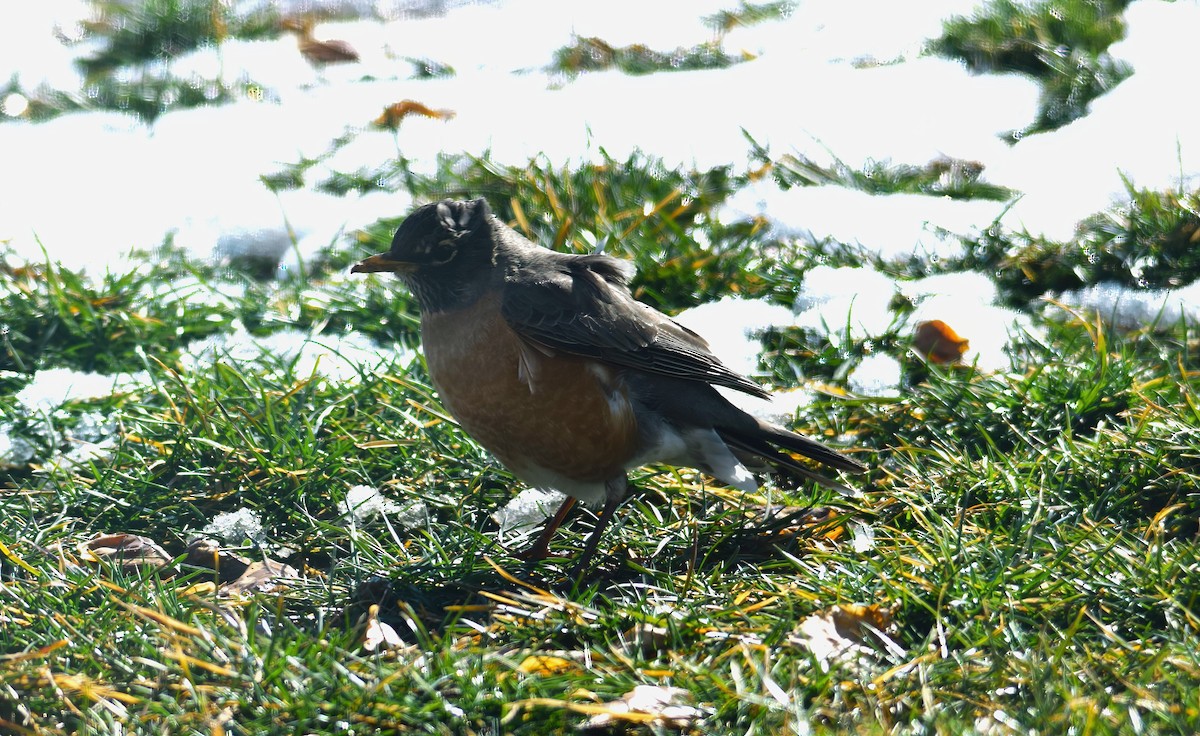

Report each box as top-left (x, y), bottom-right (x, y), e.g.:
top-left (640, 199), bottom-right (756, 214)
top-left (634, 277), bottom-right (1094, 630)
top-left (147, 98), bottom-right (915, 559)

top-left (500, 253), bottom-right (770, 398)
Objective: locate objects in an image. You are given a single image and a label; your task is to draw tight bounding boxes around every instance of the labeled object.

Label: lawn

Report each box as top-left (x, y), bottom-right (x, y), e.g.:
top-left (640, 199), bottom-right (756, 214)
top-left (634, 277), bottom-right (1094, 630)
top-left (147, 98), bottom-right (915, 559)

top-left (4, 153), bottom-right (1200, 733)
top-left (3, 0), bottom-right (1200, 733)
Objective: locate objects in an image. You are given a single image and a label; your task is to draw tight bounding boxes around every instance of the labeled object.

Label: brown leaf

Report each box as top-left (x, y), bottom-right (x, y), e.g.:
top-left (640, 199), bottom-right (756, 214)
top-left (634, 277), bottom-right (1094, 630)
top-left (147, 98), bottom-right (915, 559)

top-left (184, 537), bottom-right (249, 582)
top-left (79, 533), bottom-right (171, 572)
top-left (184, 537), bottom-right (300, 594)
top-left (374, 100), bottom-right (456, 130)
top-left (220, 560), bottom-right (300, 596)
top-left (912, 319), bottom-right (970, 364)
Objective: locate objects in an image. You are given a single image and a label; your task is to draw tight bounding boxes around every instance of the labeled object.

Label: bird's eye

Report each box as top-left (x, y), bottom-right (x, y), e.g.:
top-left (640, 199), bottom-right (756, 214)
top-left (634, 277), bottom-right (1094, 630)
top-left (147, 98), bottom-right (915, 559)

top-left (428, 239), bottom-right (458, 265)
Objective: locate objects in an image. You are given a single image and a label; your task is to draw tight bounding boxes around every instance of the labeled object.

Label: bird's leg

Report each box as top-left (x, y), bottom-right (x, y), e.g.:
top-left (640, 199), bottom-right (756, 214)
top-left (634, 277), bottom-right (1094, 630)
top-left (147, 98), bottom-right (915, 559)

top-left (571, 496), bottom-right (620, 579)
top-left (515, 496), bottom-right (576, 561)
top-left (570, 475), bottom-right (629, 578)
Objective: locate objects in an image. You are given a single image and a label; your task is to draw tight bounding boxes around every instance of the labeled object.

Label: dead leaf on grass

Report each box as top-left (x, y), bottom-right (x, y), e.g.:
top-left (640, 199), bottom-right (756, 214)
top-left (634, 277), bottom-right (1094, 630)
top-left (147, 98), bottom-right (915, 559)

top-left (580, 685), bottom-right (706, 731)
top-left (362, 604), bottom-right (406, 653)
top-left (912, 319), bottom-right (970, 364)
top-left (79, 533), bottom-right (172, 572)
top-left (184, 537), bottom-right (300, 594)
top-left (219, 559), bottom-right (300, 595)
top-left (789, 603), bottom-right (902, 674)
top-left (373, 99), bottom-right (456, 129)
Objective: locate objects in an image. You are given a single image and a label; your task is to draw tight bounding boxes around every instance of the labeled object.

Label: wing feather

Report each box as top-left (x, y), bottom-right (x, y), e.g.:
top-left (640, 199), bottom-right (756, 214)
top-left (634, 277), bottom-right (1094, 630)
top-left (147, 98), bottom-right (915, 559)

top-left (500, 253), bottom-right (770, 398)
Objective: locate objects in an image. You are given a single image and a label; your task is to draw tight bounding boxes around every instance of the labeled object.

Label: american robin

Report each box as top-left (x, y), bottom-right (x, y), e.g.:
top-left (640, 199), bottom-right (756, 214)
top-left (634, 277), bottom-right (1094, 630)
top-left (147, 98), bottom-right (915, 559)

top-left (352, 198), bottom-right (866, 572)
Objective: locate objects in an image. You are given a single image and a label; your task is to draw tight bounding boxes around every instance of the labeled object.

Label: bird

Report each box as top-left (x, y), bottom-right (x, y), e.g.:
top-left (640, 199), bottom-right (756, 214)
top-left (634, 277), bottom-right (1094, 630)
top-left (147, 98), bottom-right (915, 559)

top-left (352, 198), bottom-right (866, 573)
top-left (282, 18), bottom-right (360, 67)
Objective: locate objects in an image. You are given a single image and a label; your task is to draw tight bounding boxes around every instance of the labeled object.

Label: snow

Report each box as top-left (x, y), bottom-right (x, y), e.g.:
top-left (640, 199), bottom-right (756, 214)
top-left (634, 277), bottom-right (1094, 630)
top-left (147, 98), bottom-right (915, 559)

top-left (5, 0), bottom-right (1188, 271)
top-left (1, 0), bottom-right (1192, 411)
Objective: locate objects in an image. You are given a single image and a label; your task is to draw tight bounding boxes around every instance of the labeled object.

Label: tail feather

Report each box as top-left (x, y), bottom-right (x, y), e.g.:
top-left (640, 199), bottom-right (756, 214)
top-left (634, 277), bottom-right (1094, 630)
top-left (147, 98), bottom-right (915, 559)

top-left (623, 371), bottom-right (866, 489)
top-left (717, 420), bottom-right (865, 494)
top-left (756, 420), bottom-right (866, 474)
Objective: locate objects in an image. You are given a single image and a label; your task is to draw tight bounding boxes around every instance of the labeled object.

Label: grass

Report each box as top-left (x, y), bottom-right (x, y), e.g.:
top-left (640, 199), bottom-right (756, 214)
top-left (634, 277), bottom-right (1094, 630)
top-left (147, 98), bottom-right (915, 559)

top-left (5, 1), bottom-right (1200, 733)
top-left (77, 0), bottom-right (281, 79)
top-left (549, 37), bottom-right (744, 79)
top-left (930, 0), bottom-right (1133, 137)
top-left (4, 165), bottom-right (1200, 732)
top-left (1, 0), bottom-right (353, 124)
top-left (4, 73), bottom-right (257, 125)
top-left (704, 1), bottom-right (796, 34)
top-left (745, 133), bottom-right (1015, 202)
top-left (958, 178), bottom-right (1200, 304)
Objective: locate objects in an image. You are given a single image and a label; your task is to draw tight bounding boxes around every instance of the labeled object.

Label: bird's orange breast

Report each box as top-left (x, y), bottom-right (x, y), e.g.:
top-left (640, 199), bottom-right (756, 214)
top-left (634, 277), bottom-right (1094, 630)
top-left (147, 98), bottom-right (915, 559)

top-left (420, 294), bottom-right (638, 483)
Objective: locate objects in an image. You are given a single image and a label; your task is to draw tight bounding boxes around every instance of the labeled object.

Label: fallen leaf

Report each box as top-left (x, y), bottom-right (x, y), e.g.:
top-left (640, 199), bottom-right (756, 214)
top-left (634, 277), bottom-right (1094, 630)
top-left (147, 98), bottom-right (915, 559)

top-left (581, 685), bottom-right (705, 731)
top-left (79, 533), bottom-right (171, 572)
top-left (184, 537), bottom-right (300, 594)
top-left (517, 655), bottom-right (577, 676)
top-left (374, 99), bottom-right (456, 130)
top-left (219, 560), bottom-right (300, 595)
top-left (184, 537), bottom-right (248, 582)
top-left (362, 604), bottom-right (406, 652)
top-left (789, 603), bottom-right (902, 674)
top-left (912, 319), bottom-right (970, 364)
top-left (178, 581), bottom-right (218, 597)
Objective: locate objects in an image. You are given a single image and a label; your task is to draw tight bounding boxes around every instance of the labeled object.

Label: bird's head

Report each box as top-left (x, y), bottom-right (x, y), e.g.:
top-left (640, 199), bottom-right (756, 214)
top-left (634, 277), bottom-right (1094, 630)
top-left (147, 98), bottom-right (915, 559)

top-left (351, 198), bottom-right (497, 311)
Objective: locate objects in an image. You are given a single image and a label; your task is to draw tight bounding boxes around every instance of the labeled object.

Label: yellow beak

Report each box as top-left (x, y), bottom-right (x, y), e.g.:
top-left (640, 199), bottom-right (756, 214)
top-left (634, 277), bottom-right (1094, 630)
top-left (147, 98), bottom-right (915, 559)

top-left (350, 253), bottom-right (417, 274)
